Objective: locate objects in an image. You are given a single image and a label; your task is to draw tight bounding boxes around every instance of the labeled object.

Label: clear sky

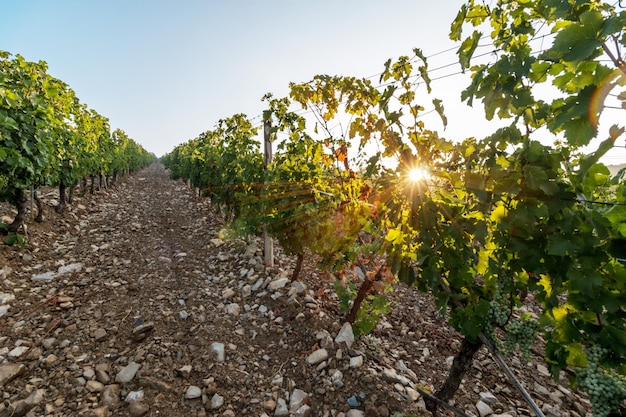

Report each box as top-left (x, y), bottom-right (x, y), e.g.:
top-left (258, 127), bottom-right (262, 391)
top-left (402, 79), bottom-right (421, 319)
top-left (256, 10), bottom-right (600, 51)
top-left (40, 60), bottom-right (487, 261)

top-left (1, 1), bottom-right (624, 164)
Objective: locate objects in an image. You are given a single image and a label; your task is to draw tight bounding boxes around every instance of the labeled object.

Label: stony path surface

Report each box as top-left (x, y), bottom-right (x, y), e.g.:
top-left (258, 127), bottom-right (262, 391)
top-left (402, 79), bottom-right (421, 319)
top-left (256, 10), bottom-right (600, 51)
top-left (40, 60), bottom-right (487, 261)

top-left (0, 164), bottom-right (592, 417)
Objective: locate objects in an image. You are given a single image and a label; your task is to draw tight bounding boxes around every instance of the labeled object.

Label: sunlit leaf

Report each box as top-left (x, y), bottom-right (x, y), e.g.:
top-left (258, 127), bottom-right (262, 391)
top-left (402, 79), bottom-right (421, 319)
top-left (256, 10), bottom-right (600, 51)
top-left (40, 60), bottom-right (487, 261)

top-left (458, 30), bottom-right (481, 71)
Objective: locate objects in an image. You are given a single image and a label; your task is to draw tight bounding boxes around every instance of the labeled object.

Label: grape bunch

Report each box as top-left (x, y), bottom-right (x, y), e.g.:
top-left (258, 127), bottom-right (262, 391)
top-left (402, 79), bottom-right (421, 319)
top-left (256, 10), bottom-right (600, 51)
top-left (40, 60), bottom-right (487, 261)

top-left (577, 345), bottom-right (626, 417)
top-left (503, 315), bottom-right (541, 357)
top-left (483, 291), bottom-right (510, 344)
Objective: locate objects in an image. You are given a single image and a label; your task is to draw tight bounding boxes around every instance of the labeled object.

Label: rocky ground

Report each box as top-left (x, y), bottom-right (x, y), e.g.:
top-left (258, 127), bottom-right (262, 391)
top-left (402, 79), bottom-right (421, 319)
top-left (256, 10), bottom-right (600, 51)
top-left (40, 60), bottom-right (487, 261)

top-left (0, 164), bottom-right (593, 417)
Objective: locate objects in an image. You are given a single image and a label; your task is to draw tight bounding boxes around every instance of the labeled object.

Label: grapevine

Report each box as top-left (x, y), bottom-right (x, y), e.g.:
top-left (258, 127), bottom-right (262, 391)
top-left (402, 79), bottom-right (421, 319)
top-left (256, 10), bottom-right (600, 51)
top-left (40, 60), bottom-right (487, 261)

top-left (161, 1), bottom-right (626, 415)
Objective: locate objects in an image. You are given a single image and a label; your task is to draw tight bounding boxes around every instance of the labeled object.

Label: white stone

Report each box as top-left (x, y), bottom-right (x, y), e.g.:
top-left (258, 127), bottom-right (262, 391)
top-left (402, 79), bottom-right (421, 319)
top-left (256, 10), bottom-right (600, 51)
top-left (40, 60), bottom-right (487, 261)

top-left (0, 293), bottom-right (15, 304)
top-left (8, 346), bottom-right (29, 358)
top-left (293, 405), bottom-right (312, 417)
top-left (241, 285), bottom-right (252, 298)
top-left (115, 362), bottom-right (141, 383)
top-left (479, 391), bottom-right (498, 405)
top-left (290, 281), bottom-right (307, 294)
top-left (306, 349), bottom-right (328, 365)
top-left (0, 363), bottom-right (26, 386)
top-left (330, 369), bottom-right (343, 382)
top-left (349, 356), bottom-right (364, 368)
top-left (476, 400), bottom-right (493, 417)
top-left (382, 367), bottom-right (399, 381)
top-left (445, 355), bottom-right (455, 367)
top-left (86, 380), bottom-right (104, 393)
top-left (23, 388), bottom-right (45, 407)
top-left (243, 244), bottom-right (259, 258)
top-left (0, 305), bottom-right (9, 317)
top-left (185, 385), bottom-right (202, 399)
top-left (58, 263), bottom-right (83, 275)
top-left (226, 303), bottom-right (240, 316)
top-left (211, 393), bottom-right (224, 408)
top-left (268, 277), bottom-right (290, 291)
top-left (31, 271), bottom-right (57, 282)
top-left (178, 365), bottom-right (192, 378)
top-left (537, 364), bottom-right (551, 377)
top-left (335, 322), bottom-right (355, 349)
top-left (0, 266), bottom-right (11, 279)
top-left (211, 342), bottom-right (225, 362)
top-left (251, 278), bottom-right (265, 292)
top-left (289, 389), bottom-right (308, 412)
top-left (405, 386), bottom-right (420, 401)
top-left (125, 390), bottom-right (145, 402)
top-left (346, 410), bottom-right (365, 417)
top-left (271, 374), bottom-right (283, 386)
top-left (533, 381), bottom-right (550, 396)
top-left (274, 398), bottom-right (289, 416)
top-left (222, 288), bottom-right (235, 299)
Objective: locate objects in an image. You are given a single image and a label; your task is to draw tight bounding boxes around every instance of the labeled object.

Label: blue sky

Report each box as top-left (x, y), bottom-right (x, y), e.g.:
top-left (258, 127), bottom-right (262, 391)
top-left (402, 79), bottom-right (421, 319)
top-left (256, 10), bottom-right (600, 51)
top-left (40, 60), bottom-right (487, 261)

top-left (1, 1), bottom-right (624, 164)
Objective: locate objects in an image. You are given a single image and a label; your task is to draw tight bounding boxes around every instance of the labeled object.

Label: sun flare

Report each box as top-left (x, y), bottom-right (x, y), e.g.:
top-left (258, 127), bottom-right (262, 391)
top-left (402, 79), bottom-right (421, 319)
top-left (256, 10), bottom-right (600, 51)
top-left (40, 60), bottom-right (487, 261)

top-left (408, 167), bottom-right (429, 182)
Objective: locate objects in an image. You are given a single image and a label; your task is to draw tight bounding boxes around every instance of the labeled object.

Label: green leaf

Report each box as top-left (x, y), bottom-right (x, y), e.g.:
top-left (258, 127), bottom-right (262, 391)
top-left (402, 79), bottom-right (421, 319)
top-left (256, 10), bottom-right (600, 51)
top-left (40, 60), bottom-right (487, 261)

top-left (449, 3), bottom-right (467, 41)
top-left (547, 235), bottom-right (579, 256)
top-left (569, 269), bottom-right (603, 294)
top-left (523, 165), bottom-right (549, 191)
top-left (581, 163), bottom-right (610, 193)
top-left (578, 137), bottom-right (614, 179)
top-left (0, 114), bottom-right (19, 130)
top-left (529, 61), bottom-right (551, 83)
top-left (550, 11), bottom-right (603, 65)
top-left (600, 14), bottom-right (626, 38)
top-left (432, 98), bottom-right (447, 129)
top-left (562, 118), bottom-right (597, 147)
top-left (605, 206), bottom-right (626, 235)
top-left (4, 232), bottom-right (25, 246)
top-left (458, 30), bottom-right (481, 71)
top-left (449, 300), bottom-right (490, 342)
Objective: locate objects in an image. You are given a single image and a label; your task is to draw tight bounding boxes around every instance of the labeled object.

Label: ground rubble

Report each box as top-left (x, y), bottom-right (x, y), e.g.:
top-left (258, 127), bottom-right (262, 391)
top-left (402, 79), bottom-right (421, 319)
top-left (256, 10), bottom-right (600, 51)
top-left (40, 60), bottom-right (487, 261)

top-left (0, 164), bottom-right (593, 417)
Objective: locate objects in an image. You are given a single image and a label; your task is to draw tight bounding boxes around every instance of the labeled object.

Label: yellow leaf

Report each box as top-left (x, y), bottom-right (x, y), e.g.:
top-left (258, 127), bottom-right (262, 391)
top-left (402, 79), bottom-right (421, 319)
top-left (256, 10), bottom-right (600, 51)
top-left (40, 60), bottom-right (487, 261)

top-left (475, 247), bottom-right (491, 275)
top-left (385, 228), bottom-right (404, 245)
top-left (535, 274), bottom-right (553, 299)
top-left (490, 203), bottom-right (507, 222)
top-left (550, 304), bottom-right (567, 322)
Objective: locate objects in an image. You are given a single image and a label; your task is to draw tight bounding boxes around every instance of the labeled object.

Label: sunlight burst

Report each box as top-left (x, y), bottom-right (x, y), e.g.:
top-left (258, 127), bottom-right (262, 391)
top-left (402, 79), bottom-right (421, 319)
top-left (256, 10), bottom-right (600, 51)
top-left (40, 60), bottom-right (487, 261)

top-left (408, 167), bottom-right (429, 183)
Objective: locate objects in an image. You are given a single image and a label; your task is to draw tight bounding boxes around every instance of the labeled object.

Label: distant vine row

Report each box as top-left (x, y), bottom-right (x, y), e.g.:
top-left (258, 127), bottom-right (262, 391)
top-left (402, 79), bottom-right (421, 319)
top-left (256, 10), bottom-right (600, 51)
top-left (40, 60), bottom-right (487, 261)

top-left (1, 50), bottom-right (154, 236)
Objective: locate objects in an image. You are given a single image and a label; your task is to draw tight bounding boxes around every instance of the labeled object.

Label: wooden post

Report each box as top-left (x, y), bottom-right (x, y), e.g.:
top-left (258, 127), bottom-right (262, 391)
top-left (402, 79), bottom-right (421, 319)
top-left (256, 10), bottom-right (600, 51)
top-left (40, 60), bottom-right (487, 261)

top-left (263, 120), bottom-right (274, 267)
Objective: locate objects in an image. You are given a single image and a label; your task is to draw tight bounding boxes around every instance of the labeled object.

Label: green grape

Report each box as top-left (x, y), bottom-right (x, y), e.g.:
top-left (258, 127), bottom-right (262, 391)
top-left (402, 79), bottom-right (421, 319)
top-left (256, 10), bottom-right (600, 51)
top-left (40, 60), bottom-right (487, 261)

top-left (577, 345), bottom-right (626, 417)
top-left (503, 316), bottom-right (540, 358)
top-left (482, 290), bottom-right (510, 347)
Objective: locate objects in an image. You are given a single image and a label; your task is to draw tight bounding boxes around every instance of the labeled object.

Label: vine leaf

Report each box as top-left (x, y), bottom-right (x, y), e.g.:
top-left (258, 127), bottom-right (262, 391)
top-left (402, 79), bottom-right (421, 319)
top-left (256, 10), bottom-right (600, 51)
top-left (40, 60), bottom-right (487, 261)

top-left (432, 98), bottom-right (447, 129)
top-left (550, 10), bottom-right (603, 65)
top-left (458, 30), bottom-right (481, 71)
